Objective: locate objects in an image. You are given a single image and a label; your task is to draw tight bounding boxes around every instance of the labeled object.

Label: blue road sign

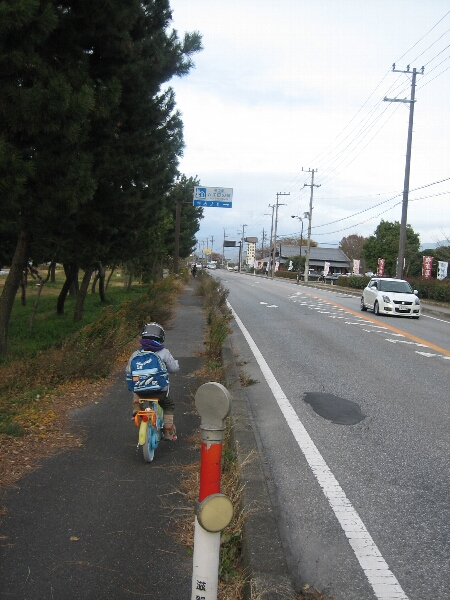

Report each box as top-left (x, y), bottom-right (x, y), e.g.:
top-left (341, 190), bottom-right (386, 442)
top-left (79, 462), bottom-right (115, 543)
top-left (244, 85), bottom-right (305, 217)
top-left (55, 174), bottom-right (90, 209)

top-left (193, 186), bottom-right (233, 208)
top-left (193, 200), bottom-right (232, 208)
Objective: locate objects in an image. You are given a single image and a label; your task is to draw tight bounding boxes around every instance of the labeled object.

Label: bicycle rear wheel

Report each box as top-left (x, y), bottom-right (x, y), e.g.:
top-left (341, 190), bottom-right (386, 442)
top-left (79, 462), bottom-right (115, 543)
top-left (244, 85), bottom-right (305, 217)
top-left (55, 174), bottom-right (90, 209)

top-left (140, 423), bottom-right (158, 462)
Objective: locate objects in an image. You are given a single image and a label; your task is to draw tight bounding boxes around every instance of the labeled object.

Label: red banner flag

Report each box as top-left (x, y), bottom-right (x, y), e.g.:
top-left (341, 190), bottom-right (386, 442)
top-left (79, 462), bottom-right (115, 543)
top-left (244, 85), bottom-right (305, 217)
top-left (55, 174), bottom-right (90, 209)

top-left (422, 256), bottom-right (433, 279)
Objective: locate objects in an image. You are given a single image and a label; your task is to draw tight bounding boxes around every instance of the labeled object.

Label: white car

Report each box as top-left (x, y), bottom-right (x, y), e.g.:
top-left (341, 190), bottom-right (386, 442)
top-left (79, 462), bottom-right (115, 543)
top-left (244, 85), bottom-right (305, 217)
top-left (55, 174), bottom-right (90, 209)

top-left (360, 277), bottom-right (421, 319)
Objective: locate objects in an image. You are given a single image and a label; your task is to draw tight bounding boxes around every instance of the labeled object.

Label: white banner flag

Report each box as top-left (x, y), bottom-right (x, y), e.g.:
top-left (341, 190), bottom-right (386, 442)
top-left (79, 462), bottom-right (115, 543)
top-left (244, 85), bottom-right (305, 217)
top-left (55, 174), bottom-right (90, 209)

top-left (437, 261), bottom-right (448, 280)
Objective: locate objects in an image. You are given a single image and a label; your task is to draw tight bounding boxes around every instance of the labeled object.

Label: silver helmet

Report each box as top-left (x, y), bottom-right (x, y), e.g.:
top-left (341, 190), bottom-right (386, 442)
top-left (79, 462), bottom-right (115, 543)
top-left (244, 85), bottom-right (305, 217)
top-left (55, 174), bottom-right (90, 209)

top-left (141, 322), bottom-right (165, 343)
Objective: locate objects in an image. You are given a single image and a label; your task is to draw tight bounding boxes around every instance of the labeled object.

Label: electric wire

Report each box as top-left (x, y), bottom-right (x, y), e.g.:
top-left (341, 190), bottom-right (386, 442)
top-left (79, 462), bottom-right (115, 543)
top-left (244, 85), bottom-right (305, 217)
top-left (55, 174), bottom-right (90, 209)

top-left (283, 12), bottom-right (450, 202)
top-left (394, 10), bottom-right (450, 63)
top-left (311, 177), bottom-right (450, 229)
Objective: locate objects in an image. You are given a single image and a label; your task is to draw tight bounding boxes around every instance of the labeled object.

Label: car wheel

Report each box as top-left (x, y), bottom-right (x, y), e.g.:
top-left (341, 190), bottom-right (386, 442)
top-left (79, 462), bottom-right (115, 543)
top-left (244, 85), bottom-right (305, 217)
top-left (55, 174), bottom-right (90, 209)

top-left (412, 315), bottom-right (420, 320)
top-left (374, 300), bottom-right (380, 315)
top-left (360, 297), bottom-right (367, 311)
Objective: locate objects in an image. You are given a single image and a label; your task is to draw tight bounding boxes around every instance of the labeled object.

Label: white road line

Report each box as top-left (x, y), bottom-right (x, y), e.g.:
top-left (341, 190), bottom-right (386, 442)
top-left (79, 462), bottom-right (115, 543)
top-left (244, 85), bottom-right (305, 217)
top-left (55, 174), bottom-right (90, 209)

top-left (228, 301), bottom-right (409, 600)
top-left (422, 314), bottom-right (450, 323)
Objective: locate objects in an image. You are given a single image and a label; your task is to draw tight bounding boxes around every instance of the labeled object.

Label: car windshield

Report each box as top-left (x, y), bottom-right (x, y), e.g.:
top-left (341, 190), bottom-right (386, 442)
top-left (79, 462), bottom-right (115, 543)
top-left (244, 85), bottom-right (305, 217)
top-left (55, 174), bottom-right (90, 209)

top-left (379, 280), bottom-right (413, 293)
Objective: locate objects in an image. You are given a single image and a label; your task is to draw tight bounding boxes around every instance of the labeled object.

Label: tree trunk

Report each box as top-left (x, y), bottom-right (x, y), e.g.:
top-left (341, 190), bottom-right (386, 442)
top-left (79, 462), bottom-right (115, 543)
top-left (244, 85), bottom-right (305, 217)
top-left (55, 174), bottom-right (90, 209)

top-left (70, 275), bottom-right (79, 295)
top-left (20, 267), bottom-right (28, 306)
top-left (64, 263), bottom-right (79, 295)
top-left (57, 262), bottom-right (78, 315)
top-left (125, 263), bottom-right (134, 291)
top-left (29, 263), bottom-right (51, 333)
top-left (105, 265), bottom-right (116, 291)
top-left (91, 271), bottom-right (99, 294)
top-left (151, 257), bottom-right (158, 283)
top-left (29, 271), bottom-right (44, 333)
top-left (0, 230), bottom-right (28, 356)
top-left (74, 266), bottom-right (94, 322)
top-left (97, 262), bottom-right (107, 303)
top-left (51, 262), bottom-right (56, 283)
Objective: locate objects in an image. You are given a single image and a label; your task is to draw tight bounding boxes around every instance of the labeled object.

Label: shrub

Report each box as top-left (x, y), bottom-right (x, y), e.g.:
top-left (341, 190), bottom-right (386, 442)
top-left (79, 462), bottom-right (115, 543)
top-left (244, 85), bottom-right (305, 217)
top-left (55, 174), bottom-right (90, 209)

top-left (341, 275), bottom-right (370, 289)
top-left (195, 273), bottom-right (232, 359)
top-left (275, 271), bottom-right (297, 280)
top-left (408, 278), bottom-right (450, 302)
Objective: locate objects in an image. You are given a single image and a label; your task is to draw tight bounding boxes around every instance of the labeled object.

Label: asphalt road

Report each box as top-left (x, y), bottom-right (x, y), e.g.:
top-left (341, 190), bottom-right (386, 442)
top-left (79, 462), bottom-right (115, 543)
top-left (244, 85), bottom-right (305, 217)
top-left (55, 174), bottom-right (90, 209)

top-left (215, 272), bottom-right (450, 600)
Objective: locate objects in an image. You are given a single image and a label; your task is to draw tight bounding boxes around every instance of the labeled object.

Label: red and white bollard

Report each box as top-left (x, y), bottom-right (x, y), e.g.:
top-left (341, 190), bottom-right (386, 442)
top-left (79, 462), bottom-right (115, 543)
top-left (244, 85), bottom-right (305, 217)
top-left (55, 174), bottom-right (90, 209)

top-left (191, 382), bottom-right (233, 600)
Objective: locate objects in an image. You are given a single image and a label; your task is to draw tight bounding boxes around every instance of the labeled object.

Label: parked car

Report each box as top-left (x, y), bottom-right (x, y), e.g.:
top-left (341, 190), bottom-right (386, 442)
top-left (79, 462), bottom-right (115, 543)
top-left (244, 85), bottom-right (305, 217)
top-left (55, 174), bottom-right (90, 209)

top-left (360, 277), bottom-right (421, 319)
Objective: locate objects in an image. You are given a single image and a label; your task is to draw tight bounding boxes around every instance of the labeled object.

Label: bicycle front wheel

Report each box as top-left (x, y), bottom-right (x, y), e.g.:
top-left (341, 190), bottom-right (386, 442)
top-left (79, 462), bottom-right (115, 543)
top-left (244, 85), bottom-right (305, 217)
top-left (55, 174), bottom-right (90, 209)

top-left (140, 423), bottom-right (159, 462)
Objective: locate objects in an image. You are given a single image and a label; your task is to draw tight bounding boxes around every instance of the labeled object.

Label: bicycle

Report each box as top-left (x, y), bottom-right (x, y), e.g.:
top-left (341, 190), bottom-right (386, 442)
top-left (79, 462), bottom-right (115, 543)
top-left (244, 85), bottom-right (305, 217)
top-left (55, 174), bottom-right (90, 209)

top-left (133, 397), bottom-right (164, 462)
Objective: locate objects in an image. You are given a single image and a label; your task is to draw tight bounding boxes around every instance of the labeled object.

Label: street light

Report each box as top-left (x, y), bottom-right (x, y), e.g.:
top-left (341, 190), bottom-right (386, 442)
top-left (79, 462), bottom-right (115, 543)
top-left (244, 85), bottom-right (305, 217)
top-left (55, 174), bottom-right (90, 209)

top-left (291, 215), bottom-right (304, 284)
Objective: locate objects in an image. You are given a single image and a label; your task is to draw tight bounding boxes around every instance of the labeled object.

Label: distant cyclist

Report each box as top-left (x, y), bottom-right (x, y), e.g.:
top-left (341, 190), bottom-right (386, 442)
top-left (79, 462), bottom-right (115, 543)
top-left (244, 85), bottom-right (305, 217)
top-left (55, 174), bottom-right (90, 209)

top-left (126, 322), bottom-right (179, 440)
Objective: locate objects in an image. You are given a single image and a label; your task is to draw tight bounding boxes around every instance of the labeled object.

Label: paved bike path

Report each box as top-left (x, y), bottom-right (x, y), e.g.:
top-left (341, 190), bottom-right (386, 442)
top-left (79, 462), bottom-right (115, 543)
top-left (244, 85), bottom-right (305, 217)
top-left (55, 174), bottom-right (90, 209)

top-left (0, 285), bottom-right (206, 599)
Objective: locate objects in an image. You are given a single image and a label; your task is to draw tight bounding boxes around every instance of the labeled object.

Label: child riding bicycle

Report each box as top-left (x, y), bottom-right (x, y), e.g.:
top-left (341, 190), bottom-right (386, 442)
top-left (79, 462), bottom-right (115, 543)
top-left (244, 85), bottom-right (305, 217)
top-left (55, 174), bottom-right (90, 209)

top-left (126, 322), bottom-right (179, 441)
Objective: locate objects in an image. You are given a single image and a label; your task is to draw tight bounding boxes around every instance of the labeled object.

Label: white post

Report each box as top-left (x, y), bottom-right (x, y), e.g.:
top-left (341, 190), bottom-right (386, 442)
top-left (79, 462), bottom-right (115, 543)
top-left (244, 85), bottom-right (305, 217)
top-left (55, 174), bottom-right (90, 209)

top-left (191, 517), bottom-right (221, 600)
top-left (191, 383), bottom-right (232, 600)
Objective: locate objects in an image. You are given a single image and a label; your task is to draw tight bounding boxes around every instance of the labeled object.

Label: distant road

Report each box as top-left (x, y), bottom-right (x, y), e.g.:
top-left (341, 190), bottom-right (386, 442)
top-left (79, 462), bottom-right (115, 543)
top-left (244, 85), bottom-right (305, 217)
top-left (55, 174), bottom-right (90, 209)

top-left (216, 272), bottom-right (450, 600)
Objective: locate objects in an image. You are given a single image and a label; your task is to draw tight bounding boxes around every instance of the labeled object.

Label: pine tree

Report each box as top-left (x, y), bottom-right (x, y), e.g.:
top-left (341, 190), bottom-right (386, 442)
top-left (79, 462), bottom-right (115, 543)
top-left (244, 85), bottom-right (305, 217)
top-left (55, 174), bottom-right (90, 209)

top-left (0, 0), bottom-right (95, 353)
top-left (0, 0), bottom-right (202, 350)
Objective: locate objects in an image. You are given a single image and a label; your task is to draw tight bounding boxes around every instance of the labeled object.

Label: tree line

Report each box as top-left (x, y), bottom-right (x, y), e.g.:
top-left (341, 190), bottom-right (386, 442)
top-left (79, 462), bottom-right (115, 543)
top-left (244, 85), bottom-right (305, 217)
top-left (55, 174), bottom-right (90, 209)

top-left (0, 0), bottom-right (203, 355)
top-left (340, 222), bottom-right (450, 277)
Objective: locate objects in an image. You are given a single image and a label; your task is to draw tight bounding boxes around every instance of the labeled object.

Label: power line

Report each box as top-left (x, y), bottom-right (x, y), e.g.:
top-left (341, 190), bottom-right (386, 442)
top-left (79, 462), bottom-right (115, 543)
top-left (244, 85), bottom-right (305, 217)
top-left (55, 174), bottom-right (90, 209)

top-left (281, 12), bottom-right (450, 201)
top-left (394, 10), bottom-right (450, 63)
top-left (311, 177), bottom-right (450, 229)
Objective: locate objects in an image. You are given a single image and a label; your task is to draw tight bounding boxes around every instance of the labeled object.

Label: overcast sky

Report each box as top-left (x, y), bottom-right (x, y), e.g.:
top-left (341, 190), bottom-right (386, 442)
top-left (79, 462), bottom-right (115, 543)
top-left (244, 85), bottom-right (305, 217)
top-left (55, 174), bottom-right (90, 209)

top-left (167, 0), bottom-right (450, 259)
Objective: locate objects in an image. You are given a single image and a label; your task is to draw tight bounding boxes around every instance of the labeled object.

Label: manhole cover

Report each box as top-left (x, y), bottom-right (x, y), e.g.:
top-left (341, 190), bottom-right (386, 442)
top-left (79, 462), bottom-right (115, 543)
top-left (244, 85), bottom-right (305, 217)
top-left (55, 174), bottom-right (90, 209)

top-left (304, 392), bottom-right (365, 425)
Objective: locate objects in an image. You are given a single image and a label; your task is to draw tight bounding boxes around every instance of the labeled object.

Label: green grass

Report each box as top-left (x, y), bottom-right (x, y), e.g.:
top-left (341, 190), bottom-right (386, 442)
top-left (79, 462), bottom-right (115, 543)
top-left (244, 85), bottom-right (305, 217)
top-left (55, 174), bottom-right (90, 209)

top-left (3, 276), bottom-right (143, 361)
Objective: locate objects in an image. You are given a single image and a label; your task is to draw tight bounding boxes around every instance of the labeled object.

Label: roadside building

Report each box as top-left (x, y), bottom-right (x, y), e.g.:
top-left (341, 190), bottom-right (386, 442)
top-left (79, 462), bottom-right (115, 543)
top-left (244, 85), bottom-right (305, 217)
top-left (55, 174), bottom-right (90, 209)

top-left (246, 241), bottom-right (256, 266)
top-left (258, 245), bottom-right (351, 274)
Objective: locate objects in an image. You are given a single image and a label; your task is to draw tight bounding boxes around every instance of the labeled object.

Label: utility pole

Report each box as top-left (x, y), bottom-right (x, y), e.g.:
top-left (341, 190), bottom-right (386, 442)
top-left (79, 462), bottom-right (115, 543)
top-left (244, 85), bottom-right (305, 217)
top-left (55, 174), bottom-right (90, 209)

top-left (268, 205), bottom-right (275, 276)
top-left (222, 229), bottom-right (227, 267)
top-left (174, 199), bottom-right (195, 274)
top-left (271, 192), bottom-right (290, 278)
top-left (239, 224), bottom-right (248, 269)
top-left (291, 215), bottom-right (304, 284)
top-left (260, 228), bottom-right (266, 260)
top-left (384, 64), bottom-right (423, 279)
top-left (303, 169), bottom-right (320, 282)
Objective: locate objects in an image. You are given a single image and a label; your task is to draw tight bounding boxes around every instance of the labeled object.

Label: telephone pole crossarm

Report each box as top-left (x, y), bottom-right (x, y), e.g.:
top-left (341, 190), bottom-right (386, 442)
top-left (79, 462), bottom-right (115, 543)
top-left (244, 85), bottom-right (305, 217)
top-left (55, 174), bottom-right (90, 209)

top-left (383, 97), bottom-right (416, 103)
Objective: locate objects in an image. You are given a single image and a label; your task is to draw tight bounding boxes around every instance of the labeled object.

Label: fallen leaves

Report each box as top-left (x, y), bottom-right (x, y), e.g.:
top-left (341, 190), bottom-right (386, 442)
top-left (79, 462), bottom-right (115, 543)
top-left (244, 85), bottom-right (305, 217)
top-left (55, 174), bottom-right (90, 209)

top-left (0, 366), bottom-right (123, 496)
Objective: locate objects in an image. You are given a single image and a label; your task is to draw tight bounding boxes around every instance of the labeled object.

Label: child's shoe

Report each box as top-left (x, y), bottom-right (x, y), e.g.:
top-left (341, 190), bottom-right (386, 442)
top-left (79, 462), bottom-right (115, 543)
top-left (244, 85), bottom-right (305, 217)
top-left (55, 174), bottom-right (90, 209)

top-left (163, 425), bottom-right (177, 441)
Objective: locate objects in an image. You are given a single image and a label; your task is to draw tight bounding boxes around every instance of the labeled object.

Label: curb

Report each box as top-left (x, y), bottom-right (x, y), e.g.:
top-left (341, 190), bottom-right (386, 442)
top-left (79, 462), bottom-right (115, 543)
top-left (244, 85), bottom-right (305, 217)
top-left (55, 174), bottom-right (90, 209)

top-left (221, 338), bottom-right (297, 600)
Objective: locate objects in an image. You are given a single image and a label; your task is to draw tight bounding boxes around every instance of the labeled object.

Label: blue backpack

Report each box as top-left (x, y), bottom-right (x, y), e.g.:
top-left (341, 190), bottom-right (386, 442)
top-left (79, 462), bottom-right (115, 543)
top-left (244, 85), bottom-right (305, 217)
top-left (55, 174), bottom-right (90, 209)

top-left (126, 350), bottom-right (169, 395)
